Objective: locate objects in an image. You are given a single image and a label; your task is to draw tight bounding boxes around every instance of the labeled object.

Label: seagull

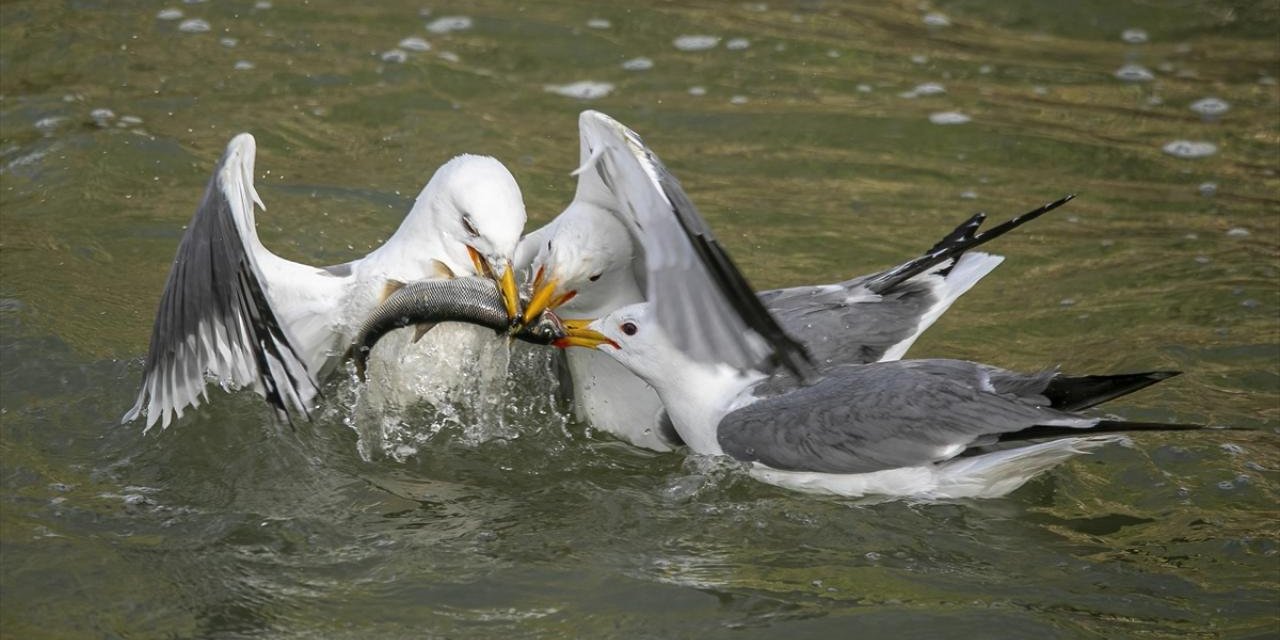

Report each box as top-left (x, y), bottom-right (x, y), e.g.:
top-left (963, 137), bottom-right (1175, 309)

top-left (516, 110), bottom-right (1071, 451)
top-left (557, 302), bottom-right (1194, 499)
top-left (122, 133), bottom-right (527, 431)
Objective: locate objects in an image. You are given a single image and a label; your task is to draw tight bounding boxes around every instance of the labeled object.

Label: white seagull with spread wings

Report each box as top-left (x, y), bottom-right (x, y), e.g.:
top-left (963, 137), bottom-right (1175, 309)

top-left (123, 133), bottom-right (527, 430)
top-left (516, 111), bottom-right (1074, 451)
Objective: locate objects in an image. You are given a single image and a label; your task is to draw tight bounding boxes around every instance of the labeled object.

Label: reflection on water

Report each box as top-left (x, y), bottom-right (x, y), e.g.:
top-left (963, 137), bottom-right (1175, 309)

top-left (1, 0), bottom-right (1277, 637)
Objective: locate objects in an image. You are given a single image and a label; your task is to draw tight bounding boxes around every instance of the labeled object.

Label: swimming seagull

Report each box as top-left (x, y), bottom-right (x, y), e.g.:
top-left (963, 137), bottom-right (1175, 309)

top-left (516, 110), bottom-right (1071, 451)
top-left (123, 133), bottom-right (527, 431)
top-left (558, 303), bottom-right (1195, 499)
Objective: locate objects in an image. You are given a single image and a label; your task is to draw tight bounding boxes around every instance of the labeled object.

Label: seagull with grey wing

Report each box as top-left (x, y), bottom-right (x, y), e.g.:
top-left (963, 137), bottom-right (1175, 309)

top-left (123, 133), bottom-right (528, 430)
top-left (545, 117), bottom-right (1206, 499)
top-left (515, 110), bottom-right (1073, 452)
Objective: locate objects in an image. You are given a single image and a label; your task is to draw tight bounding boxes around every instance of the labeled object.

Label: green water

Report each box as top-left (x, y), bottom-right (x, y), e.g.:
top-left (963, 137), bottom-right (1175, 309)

top-left (2, 0), bottom-right (1277, 637)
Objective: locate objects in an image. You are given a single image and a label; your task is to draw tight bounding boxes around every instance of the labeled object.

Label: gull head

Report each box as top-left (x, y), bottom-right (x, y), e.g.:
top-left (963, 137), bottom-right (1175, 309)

top-left (553, 302), bottom-right (671, 381)
top-left (421, 154), bottom-right (527, 321)
top-left (522, 205), bottom-right (634, 326)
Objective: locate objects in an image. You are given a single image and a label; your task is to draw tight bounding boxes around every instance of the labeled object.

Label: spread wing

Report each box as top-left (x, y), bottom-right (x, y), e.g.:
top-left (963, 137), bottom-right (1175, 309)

top-left (122, 134), bottom-right (319, 431)
top-left (572, 110), bottom-right (813, 377)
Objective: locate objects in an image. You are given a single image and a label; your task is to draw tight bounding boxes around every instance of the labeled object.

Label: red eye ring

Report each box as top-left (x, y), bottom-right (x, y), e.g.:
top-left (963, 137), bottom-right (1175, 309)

top-left (621, 322), bottom-right (637, 336)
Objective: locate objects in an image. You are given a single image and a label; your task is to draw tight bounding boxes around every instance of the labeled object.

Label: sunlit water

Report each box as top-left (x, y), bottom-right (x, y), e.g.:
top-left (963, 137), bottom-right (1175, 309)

top-left (2, 1), bottom-right (1277, 637)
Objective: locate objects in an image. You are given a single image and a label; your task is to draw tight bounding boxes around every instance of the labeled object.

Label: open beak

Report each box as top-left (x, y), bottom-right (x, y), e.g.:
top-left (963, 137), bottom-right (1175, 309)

top-left (552, 319), bottom-right (618, 350)
top-left (468, 246), bottom-right (521, 325)
top-left (519, 268), bottom-right (577, 328)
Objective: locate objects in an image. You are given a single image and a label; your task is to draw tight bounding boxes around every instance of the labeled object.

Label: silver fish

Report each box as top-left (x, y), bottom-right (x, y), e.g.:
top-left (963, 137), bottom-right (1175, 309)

top-left (350, 276), bottom-right (565, 380)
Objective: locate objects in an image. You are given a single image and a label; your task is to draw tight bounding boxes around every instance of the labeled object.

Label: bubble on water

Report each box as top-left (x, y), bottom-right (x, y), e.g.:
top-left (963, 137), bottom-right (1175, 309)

top-left (178, 18), bottom-right (210, 33)
top-left (856, 83), bottom-right (873, 93)
top-left (960, 190), bottom-right (978, 200)
top-left (234, 60), bottom-right (255, 70)
top-left (1146, 95), bottom-right (1164, 106)
top-left (183, 0), bottom-right (206, 4)
top-left (34, 116), bottom-right (66, 132)
top-left (827, 49), bottom-right (841, 58)
top-left (1217, 480), bottom-right (1234, 490)
top-left (978, 64), bottom-right (993, 74)
top-left (688, 86), bottom-right (707, 96)
top-left (1226, 227), bottom-right (1249, 238)
top-left (254, 0), bottom-right (272, 8)
top-left (1260, 76), bottom-right (1277, 86)
top-left (427, 16), bottom-right (472, 34)
top-left (726, 38), bottom-right (750, 50)
top-left (743, 3), bottom-right (769, 12)
top-left (922, 12), bottom-right (950, 27)
top-left (1189, 97), bottom-right (1229, 116)
top-left (1198, 182), bottom-right (1217, 197)
top-left (621, 57), bottom-right (653, 71)
top-left (586, 18), bottom-right (611, 29)
top-left (157, 8), bottom-right (183, 20)
top-left (90, 108), bottom-right (115, 126)
top-left (899, 82), bottom-right (944, 98)
top-left (673, 35), bottom-right (719, 51)
top-left (730, 95), bottom-right (749, 105)
top-left (1194, 255), bottom-right (1211, 264)
top-left (1115, 64), bottom-right (1154, 82)
top-left (1059, 298), bottom-right (1076, 307)
top-left (1121, 28), bottom-right (1148, 44)
top-left (1241, 297), bottom-right (1259, 309)
top-left (399, 36), bottom-right (431, 51)
top-left (438, 51), bottom-right (460, 63)
top-left (544, 81), bottom-right (614, 100)
top-left (381, 49), bottom-right (407, 63)
top-left (220, 36), bottom-right (237, 47)
top-left (929, 111), bottom-right (970, 125)
top-left (120, 115), bottom-right (142, 125)
top-left (865, 551), bottom-right (882, 561)
top-left (1162, 140), bottom-right (1216, 158)
top-left (910, 54), bottom-right (928, 64)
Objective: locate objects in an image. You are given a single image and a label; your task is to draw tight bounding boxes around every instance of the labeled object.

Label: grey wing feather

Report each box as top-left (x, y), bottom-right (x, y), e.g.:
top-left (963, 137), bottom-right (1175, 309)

top-left (719, 359), bottom-right (1093, 474)
top-left (123, 134), bottom-right (318, 431)
top-left (576, 111), bottom-right (813, 378)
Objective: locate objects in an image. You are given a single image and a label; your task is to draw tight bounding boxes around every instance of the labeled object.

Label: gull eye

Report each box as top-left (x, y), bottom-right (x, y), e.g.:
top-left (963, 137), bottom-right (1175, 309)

top-left (621, 322), bottom-right (637, 336)
top-left (461, 215), bottom-right (479, 236)
top-left (588, 273), bottom-right (602, 282)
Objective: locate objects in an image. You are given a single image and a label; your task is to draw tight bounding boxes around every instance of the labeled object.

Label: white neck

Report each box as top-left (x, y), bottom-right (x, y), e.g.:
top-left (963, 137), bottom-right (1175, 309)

top-left (625, 347), bottom-right (760, 455)
top-left (365, 197), bottom-right (457, 276)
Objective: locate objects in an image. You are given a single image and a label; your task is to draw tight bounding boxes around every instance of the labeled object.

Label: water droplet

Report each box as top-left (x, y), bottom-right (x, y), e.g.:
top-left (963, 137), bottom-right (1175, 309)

top-left (1121, 28), bottom-right (1149, 44)
top-left (1115, 64), bottom-right (1154, 82)
top-left (543, 81), bottom-right (614, 100)
top-left (929, 111), bottom-right (970, 125)
top-left (586, 18), bottom-right (611, 29)
top-left (381, 49), bottom-right (407, 63)
top-left (922, 12), bottom-right (950, 27)
top-left (673, 35), bottom-right (719, 51)
top-left (399, 37), bottom-right (431, 52)
top-left (178, 18), bottom-right (211, 33)
top-left (157, 8), bottom-right (183, 20)
top-left (1161, 140), bottom-right (1217, 158)
top-left (726, 38), bottom-right (750, 50)
top-left (426, 16), bottom-right (472, 34)
top-left (899, 82), bottom-right (945, 99)
top-left (1189, 97), bottom-right (1229, 116)
top-left (621, 57), bottom-right (653, 71)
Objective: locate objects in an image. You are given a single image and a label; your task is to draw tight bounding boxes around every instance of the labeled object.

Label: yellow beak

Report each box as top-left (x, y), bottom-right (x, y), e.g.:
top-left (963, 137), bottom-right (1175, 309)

top-left (468, 246), bottom-right (520, 324)
top-left (520, 273), bottom-right (578, 327)
top-left (552, 321), bottom-right (617, 350)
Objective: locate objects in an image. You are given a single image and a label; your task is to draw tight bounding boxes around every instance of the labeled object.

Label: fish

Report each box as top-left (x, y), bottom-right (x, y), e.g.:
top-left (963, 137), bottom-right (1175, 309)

top-left (350, 276), bottom-right (566, 380)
